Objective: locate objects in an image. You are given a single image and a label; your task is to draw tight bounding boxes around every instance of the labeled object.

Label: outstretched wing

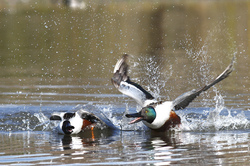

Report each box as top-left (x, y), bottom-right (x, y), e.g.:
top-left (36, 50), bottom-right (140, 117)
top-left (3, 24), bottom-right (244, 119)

top-left (111, 54), bottom-right (156, 107)
top-left (173, 58), bottom-right (234, 110)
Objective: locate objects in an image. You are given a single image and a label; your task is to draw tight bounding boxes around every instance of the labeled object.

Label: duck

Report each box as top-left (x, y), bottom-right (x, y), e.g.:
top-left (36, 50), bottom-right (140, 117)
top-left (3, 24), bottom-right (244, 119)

top-left (111, 54), bottom-right (234, 132)
top-left (50, 105), bottom-right (117, 135)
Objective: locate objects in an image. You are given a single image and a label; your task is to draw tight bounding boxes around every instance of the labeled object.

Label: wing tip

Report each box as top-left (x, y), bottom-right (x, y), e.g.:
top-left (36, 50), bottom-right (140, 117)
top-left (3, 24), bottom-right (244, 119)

top-left (113, 54), bottom-right (129, 73)
top-left (215, 56), bottom-right (235, 81)
top-left (111, 77), bottom-right (119, 88)
top-left (111, 54), bottom-right (130, 88)
top-left (173, 57), bottom-right (235, 111)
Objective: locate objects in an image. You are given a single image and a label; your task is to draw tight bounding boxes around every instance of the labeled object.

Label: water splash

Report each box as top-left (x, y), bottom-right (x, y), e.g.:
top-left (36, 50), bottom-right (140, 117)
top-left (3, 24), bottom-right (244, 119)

top-left (100, 104), bottom-right (146, 131)
top-left (1, 96), bottom-right (248, 133)
top-left (132, 56), bottom-right (171, 100)
top-left (0, 105), bottom-right (70, 132)
top-left (33, 111), bottom-right (56, 131)
top-left (180, 93), bottom-right (250, 132)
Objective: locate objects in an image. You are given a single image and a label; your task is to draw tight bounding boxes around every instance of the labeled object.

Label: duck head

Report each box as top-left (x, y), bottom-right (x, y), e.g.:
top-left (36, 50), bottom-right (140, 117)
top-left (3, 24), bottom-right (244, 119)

top-left (62, 120), bottom-right (75, 135)
top-left (50, 112), bottom-right (83, 135)
top-left (125, 106), bottom-right (156, 124)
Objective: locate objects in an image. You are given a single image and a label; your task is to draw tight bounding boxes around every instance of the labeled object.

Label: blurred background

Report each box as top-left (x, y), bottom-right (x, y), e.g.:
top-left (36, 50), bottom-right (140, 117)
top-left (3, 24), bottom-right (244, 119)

top-left (0, 0), bottom-right (248, 109)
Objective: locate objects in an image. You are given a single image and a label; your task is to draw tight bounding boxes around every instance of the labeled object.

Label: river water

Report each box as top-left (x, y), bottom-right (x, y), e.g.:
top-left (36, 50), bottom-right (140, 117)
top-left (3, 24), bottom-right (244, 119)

top-left (0, 0), bottom-right (249, 165)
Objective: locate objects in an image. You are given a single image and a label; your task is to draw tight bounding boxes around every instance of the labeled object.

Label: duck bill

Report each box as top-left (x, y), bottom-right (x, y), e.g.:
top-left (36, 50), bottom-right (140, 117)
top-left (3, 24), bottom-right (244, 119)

top-left (125, 113), bottom-right (143, 124)
top-left (62, 121), bottom-right (75, 135)
top-left (66, 126), bottom-right (74, 133)
top-left (129, 117), bottom-right (143, 124)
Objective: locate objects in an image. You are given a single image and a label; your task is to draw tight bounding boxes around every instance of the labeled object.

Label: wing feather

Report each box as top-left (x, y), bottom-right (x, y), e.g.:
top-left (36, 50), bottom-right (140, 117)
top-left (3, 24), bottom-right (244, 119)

top-left (111, 54), bottom-right (156, 107)
top-left (173, 58), bottom-right (234, 110)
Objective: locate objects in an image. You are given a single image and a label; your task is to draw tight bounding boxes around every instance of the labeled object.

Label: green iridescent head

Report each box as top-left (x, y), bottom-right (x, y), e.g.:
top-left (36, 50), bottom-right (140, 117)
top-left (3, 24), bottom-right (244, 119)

top-left (125, 106), bottom-right (156, 124)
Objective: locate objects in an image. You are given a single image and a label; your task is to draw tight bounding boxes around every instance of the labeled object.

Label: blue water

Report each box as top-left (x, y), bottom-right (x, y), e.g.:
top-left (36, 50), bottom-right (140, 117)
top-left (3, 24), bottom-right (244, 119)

top-left (0, 99), bottom-right (250, 165)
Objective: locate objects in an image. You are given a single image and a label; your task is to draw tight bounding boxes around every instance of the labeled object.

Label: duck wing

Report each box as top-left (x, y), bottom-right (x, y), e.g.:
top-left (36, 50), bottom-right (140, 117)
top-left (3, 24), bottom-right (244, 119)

top-left (111, 54), bottom-right (156, 107)
top-left (76, 105), bottom-right (118, 130)
top-left (173, 58), bottom-right (234, 110)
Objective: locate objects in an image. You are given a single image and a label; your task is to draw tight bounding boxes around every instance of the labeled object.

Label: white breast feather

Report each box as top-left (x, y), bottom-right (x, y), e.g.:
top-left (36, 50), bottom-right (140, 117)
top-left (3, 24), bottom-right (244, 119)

top-left (70, 113), bottom-right (83, 134)
top-left (143, 101), bottom-right (173, 129)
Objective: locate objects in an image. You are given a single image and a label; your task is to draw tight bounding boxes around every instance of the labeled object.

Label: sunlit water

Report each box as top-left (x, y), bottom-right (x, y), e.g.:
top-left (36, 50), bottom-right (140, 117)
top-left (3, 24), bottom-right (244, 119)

top-left (1, 92), bottom-right (249, 165)
top-left (0, 0), bottom-right (250, 165)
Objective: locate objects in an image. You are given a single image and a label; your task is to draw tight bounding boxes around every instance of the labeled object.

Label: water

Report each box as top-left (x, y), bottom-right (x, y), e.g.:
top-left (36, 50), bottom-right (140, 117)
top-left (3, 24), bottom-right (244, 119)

top-left (0, 0), bottom-right (249, 165)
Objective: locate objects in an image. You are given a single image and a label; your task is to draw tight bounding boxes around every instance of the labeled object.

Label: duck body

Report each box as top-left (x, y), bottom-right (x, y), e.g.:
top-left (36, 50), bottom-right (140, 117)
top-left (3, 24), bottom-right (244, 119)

top-left (126, 101), bottom-right (181, 131)
top-left (143, 101), bottom-right (180, 131)
top-left (112, 54), bottom-right (234, 132)
top-left (50, 105), bottom-right (117, 135)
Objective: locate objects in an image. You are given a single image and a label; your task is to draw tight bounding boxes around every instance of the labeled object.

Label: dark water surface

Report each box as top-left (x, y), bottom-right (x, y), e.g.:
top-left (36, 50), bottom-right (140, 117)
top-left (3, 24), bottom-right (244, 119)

top-left (0, 0), bottom-right (249, 165)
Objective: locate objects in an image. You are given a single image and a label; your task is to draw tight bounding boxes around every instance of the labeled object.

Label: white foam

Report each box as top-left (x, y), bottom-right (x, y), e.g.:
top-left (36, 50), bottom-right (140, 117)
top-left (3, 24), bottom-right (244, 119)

top-left (179, 94), bottom-right (249, 132)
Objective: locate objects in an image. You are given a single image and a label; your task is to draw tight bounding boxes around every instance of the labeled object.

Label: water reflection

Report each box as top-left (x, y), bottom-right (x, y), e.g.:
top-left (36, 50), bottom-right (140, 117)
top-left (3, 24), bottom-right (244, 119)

top-left (179, 131), bottom-right (250, 165)
top-left (50, 129), bottom-right (117, 155)
top-left (143, 131), bottom-right (250, 165)
top-left (149, 132), bottom-right (181, 166)
top-left (0, 130), bottom-right (250, 165)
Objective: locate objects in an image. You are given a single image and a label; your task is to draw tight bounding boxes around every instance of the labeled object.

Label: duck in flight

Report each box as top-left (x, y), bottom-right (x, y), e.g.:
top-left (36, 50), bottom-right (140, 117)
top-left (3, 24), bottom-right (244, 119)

top-left (111, 54), bottom-right (234, 132)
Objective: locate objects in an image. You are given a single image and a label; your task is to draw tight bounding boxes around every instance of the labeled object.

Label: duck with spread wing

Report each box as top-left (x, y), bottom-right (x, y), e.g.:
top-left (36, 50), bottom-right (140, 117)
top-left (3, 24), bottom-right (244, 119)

top-left (111, 54), bottom-right (234, 132)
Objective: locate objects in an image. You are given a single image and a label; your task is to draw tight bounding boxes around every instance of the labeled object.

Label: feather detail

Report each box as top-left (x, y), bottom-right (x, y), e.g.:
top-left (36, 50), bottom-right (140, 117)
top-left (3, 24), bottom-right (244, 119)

top-left (111, 54), bottom-right (156, 107)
